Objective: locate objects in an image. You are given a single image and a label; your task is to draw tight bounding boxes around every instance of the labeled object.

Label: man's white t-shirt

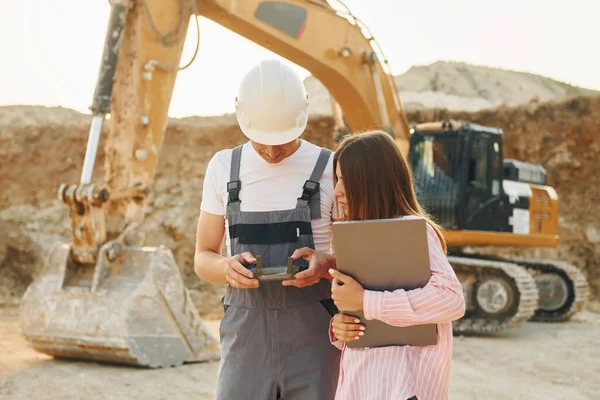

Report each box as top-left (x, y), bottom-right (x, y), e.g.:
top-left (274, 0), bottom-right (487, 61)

top-left (201, 140), bottom-right (336, 256)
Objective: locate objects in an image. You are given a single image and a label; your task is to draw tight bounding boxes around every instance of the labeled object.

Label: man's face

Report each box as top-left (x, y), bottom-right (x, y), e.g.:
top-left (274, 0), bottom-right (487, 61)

top-left (251, 139), bottom-right (301, 164)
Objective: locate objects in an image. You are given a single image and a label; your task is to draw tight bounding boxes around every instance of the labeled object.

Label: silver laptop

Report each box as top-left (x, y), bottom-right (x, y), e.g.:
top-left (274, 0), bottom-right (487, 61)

top-left (331, 216), bottom-right (438, 348)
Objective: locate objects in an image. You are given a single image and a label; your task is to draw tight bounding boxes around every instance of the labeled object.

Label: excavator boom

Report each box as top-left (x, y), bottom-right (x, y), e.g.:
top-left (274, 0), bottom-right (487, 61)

top-left (19, 0), bottom-right (412, 368)
top-left (196, 0), bottom-right (410, 152)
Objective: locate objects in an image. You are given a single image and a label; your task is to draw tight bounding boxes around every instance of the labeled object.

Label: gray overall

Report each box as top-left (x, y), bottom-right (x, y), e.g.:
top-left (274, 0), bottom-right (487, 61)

top-left (216, 144), bottom-right (341, 400)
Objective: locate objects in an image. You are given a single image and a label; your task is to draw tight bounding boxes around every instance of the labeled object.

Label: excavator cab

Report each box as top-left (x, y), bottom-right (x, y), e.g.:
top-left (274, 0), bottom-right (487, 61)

top-left (408, 120), bottom-right (558, 242)
top-left (407, 120), bottom-right (588, 329)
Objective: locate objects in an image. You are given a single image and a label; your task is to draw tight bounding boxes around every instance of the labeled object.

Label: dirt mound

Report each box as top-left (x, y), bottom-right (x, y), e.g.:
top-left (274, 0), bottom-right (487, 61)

top-left (1, 96), bottom-right (599, 317)
top-left (395, 61), bottom-right (596, 106)
top-left (0, 221), bottom-right (44, 305)
top-left (304, 61), bottom-right (597, 115)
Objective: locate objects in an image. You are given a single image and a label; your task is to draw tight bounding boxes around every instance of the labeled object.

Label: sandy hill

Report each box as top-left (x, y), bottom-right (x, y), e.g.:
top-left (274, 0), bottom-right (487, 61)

top-left (304, 61), bottom-right (597, 115)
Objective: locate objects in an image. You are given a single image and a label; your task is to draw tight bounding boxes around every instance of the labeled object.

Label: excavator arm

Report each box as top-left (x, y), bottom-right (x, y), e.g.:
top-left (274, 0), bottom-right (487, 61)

top-left (72, 0), bottom-right (410, 263)
top-left (20, 0), bottom-right (411, 368)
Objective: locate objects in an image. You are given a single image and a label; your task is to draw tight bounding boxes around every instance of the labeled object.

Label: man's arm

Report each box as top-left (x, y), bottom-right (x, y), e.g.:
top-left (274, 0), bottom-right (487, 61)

top-left (194, 210), bottom-right (228, 284)
top-left (194, 210), bottom-right (258, 288)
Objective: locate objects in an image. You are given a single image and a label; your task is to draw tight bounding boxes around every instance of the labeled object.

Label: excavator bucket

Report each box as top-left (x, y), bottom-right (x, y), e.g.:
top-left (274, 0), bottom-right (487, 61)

top-left (20, 242), bottom-right (220, 368)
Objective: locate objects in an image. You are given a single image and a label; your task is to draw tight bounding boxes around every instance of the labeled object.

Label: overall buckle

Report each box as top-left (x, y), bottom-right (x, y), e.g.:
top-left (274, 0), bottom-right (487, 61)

top-left (227, 180), bottom-right (241, 203)
top-left (299, 180), bottom-right (319, 201)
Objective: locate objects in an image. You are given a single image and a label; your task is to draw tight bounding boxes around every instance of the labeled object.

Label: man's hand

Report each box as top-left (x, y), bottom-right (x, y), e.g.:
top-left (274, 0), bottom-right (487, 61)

top-left (331, 313), bottom-right (365, 342)
top-left (224, 252), bottom-right (259, 289)
top-left (330, 269), bottom-right (365, 312)
top-left (282, 247), bottom-right (335, 288)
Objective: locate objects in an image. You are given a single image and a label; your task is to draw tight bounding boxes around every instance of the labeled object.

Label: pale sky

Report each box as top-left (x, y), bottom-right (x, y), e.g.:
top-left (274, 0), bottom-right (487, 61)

top-left (1, 0), bottom-right (598, 117)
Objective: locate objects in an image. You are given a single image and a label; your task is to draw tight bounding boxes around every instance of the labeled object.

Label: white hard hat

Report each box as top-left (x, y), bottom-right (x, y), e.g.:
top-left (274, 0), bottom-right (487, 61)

top-left (235, 59), bottom-right (309, 146)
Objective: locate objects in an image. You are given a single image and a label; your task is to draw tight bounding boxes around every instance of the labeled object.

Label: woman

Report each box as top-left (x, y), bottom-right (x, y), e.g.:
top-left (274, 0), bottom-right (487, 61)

top-left (321, 131), bottom-right (464, 400)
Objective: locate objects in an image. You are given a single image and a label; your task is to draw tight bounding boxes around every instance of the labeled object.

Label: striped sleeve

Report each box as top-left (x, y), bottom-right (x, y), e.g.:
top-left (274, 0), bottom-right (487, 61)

top-left (362, 223), bottom-right (465, 326)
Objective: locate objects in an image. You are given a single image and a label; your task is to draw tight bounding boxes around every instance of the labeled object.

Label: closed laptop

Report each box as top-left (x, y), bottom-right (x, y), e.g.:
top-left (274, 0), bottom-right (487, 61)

top-left (332, 216), bottom-right (438, 348)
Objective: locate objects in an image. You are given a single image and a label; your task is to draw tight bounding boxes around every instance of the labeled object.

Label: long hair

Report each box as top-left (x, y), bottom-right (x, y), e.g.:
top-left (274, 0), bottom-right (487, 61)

top-left (333, 130), bottom-right (447, 253)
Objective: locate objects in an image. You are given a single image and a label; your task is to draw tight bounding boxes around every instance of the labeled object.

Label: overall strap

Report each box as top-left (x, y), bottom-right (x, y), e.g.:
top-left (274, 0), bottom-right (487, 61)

top-left (227, 144), bottom-right (244, 205)
top-left (297, 147), bottom-right (332, 219)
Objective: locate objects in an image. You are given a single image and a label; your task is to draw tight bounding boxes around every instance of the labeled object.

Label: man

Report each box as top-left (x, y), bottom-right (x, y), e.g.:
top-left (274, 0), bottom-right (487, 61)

top-left (194, 59), bottom-right (340, 400)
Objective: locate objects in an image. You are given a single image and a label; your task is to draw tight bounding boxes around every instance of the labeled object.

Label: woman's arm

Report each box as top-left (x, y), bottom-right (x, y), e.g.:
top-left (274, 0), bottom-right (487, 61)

top-left (362, 224), bottom-right (466, 327)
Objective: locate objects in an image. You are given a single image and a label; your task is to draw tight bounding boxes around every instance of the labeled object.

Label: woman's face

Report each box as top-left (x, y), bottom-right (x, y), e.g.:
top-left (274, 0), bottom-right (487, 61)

top-left (334, 161), bottom-right (348, 217)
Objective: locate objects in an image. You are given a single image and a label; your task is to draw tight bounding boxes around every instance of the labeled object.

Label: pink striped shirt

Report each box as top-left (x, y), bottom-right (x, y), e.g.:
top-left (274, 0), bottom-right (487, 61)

top-left (329, 223), bottom-right (466, 400)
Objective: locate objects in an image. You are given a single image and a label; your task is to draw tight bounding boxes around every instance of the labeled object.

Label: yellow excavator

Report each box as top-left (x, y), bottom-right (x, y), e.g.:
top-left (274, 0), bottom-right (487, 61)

top-left (20, 0), bottom-right (589, 367)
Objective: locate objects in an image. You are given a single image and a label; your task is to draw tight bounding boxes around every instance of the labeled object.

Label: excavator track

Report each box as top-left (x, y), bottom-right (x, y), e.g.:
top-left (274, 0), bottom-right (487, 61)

top-left (448, 256), bottom-right (539, 335)
top-left (454, 253), bottom-right (589, 322)
top-left (491, 257), bottom-right (588, 322)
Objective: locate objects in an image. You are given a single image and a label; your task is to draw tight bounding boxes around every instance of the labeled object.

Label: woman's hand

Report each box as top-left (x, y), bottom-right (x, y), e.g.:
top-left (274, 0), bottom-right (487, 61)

top-left (332, 313), bottom-right (365, 342)
top-left (329, 269), bottom-right (365, 312)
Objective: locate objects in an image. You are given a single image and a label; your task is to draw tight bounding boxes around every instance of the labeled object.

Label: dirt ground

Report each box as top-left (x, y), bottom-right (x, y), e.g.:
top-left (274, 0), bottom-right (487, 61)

top-left (1, 305), bottom-right (599, 400)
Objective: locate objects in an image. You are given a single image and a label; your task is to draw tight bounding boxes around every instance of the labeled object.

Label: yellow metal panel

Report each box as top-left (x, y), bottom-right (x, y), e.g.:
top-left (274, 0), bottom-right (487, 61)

top-left (444, 230), bottom-right (559, 248)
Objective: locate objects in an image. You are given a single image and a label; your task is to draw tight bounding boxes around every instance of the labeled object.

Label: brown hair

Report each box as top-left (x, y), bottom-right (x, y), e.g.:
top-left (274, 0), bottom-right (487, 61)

top-left (333, 130), bottom-right (447, 253)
